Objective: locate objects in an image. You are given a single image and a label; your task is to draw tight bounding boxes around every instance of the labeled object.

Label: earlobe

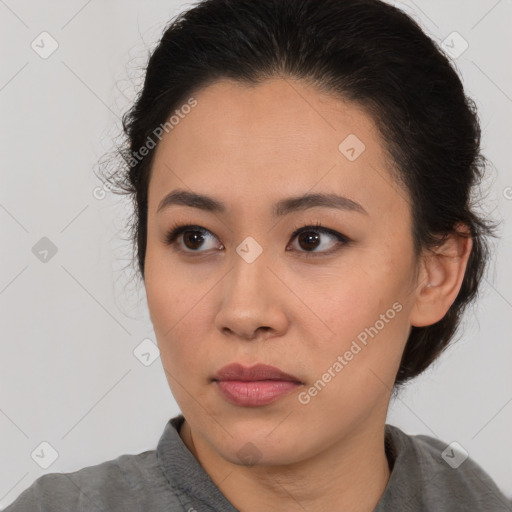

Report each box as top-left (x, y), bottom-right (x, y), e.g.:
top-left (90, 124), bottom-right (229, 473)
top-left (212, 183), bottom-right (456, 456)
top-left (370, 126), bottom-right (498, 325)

top-left (409, 225), bottom-right (473, 328)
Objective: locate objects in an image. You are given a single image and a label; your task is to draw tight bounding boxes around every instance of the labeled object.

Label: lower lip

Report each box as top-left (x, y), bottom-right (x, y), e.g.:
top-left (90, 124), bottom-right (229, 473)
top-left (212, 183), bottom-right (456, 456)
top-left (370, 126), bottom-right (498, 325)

top-left (215, 380), bottom-right (301, 406)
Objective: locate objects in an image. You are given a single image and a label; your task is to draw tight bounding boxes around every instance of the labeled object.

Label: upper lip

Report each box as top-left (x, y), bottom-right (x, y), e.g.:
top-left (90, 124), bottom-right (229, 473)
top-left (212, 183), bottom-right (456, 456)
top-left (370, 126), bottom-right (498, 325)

top-left (213, 363), bottom-right (302, 383)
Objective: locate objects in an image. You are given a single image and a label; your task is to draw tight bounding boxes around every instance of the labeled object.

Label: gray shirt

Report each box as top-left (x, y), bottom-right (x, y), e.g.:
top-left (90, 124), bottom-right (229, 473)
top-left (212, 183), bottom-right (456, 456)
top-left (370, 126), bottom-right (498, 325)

top-left (4, 414), bottom-right (511, 511)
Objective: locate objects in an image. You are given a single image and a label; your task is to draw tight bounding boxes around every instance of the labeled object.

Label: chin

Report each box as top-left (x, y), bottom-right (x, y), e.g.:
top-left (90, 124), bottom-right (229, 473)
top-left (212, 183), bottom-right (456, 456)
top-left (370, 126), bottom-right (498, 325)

top-left (210, 425), bottom-right (307, 467)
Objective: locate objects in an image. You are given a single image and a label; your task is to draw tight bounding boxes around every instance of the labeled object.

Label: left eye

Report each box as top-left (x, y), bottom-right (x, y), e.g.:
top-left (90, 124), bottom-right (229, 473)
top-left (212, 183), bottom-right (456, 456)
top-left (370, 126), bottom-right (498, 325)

top-left (288, 225), bottom-right (348, 254)
top-left (164, 223), bottom-right (349, 256)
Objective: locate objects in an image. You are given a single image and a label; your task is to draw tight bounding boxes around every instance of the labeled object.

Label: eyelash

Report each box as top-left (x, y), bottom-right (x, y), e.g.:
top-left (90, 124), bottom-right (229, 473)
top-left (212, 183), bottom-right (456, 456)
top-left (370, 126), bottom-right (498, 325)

top-left (163, 220), bottom-right (351, 259)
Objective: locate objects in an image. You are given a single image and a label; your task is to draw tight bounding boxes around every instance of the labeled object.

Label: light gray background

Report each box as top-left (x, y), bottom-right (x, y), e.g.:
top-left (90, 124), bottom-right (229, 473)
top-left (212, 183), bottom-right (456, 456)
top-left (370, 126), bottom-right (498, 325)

top-left (1, 0), bottom-right (511, 507)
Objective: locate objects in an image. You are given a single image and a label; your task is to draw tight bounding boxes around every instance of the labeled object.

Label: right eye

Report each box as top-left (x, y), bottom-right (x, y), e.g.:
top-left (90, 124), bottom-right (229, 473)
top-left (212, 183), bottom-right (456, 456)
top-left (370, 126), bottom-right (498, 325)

top-left (164, 224), bottom-right (223, 254)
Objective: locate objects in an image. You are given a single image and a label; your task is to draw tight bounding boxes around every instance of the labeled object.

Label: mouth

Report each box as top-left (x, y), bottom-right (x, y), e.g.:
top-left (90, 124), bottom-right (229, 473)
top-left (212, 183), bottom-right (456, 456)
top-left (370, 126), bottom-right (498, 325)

top-left (212, 363), bottom-right (303, 407)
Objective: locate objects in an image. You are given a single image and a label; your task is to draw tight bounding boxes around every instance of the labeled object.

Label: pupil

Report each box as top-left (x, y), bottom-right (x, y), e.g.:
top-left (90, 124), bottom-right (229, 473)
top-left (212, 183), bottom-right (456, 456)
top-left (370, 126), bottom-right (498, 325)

top-left (185, 231), bottom-right (204, 249)
top-left (299, 232), bottom-right (319, 251)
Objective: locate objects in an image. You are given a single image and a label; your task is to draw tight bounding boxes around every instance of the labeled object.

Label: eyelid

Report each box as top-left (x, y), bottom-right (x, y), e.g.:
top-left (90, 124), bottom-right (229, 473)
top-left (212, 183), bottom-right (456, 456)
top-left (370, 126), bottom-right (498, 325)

top-left (289, 221), bottom-right (348, 244)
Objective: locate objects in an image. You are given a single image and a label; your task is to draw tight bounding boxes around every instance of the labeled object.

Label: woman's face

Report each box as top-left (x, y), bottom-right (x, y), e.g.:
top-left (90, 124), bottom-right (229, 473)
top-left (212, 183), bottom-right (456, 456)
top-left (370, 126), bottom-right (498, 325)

top-left (144, 78), bottom-right (423, 465)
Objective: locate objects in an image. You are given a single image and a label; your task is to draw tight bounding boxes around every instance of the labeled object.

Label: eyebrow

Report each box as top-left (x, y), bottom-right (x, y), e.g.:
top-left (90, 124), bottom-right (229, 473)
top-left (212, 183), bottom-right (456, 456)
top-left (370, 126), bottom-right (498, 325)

top-left (157, 189), bottom-right (368, 217)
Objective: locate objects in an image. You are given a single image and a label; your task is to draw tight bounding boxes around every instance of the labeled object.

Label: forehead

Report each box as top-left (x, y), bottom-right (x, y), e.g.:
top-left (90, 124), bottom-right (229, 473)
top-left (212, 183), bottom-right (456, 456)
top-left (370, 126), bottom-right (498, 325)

top-left (148, 78), bottom-right (407, 219)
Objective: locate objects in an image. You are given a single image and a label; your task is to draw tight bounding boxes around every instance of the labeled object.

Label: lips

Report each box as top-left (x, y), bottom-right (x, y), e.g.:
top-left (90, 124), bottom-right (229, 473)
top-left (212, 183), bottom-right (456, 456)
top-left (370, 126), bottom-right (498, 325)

top-left (212, 363), bottom-right (303, 407)
top-left (213, 363), bottom-right (302, 383)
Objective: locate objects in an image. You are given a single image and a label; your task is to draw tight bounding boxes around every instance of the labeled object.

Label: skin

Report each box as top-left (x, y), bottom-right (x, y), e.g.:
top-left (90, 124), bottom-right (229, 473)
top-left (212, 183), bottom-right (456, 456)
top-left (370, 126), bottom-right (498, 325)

top-left (144, 77), bottom-right (472, 512)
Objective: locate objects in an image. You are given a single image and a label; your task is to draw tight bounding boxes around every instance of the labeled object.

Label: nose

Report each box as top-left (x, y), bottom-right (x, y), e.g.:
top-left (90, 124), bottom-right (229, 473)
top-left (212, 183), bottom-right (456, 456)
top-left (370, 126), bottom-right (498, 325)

top-left (214, 249), bottom-right (289, 341)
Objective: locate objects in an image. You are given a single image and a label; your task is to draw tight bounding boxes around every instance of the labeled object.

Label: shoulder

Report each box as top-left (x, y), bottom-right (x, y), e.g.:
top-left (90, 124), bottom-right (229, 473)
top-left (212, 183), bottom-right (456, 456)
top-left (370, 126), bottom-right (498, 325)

top-left (3, 450), bottom-right (184, 512)
top-left (385, 424), bottom-right (512, 511)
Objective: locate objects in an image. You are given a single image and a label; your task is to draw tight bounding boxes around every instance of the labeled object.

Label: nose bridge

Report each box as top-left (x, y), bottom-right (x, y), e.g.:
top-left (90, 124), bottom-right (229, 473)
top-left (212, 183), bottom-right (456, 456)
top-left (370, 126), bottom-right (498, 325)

top-left (226, 237), bottom-right (271, 307)
top-left (215, 238), bottom-right (287, 339)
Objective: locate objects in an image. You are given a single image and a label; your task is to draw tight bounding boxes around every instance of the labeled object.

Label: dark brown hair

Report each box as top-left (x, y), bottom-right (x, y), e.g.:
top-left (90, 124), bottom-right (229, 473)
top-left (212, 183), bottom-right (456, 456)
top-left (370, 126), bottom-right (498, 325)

top-left (98, 0), bottom-right (499, 388)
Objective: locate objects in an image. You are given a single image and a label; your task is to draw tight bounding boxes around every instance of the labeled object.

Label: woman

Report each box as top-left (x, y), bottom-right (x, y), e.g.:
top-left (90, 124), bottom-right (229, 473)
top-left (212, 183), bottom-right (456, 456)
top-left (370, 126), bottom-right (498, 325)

top-left (5, 0), bottom-right (510, 510)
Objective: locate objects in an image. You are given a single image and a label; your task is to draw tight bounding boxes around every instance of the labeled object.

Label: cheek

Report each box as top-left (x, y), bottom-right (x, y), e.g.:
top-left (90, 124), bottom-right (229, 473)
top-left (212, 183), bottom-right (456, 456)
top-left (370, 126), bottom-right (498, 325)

top-left (302, 249), bottom-right (411, 380)
top-left (304, 253), bottom-right (405, 334)
top-left (146, 281), bottom-right (208, 407)
top-left (144, 253), bottom-right (202, 372)
top-left (145, 241), bottom-right (201, 324)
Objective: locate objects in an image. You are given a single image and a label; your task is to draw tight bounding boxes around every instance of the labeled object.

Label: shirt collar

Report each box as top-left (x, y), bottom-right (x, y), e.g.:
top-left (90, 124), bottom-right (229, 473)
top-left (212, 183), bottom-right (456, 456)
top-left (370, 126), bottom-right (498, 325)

top-left (157, 414), bottom-right (239, 511)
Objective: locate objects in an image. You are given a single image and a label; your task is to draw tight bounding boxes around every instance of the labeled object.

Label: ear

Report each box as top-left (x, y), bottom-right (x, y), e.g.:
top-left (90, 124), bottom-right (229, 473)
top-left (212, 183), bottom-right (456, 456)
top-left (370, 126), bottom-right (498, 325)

top-left (409, 223), bottom-right (473, 328)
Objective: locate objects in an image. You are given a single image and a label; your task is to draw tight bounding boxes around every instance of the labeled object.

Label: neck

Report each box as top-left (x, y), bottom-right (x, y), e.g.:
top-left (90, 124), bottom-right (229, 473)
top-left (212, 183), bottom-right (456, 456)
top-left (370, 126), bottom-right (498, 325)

top-left (179, 418), bottom-right (391, 512)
